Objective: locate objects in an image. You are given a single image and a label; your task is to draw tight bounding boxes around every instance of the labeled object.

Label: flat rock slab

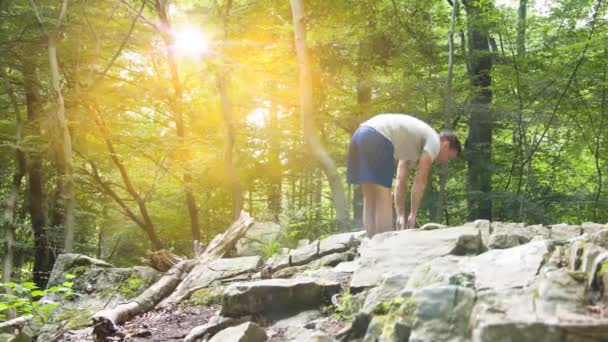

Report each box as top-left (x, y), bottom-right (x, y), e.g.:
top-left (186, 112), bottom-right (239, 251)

top-left (221, 278), bottom-right (340, 317)
top-left (208, 322), bottom-right (267, 342)
top-left (47, 253), bottom-right (113, 287)
top-left (550, 224), bottom-right (582, 243)
top-left (162, 256), bottom-right (262, 304)
top-left (473, 320), bottom-right (608, 342)
top-left (267, 232), bottom-right (362, 274)
top-left (463, 240), bottom-right (553, 291)
top-left (350, 227), bottom-right (483, 289)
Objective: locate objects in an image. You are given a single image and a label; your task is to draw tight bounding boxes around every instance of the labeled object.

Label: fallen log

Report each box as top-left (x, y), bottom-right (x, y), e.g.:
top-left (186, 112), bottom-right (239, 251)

top-left (92, 211), bottom-right (255, 340)
top-left (158, 211), bottom-right (255, 306)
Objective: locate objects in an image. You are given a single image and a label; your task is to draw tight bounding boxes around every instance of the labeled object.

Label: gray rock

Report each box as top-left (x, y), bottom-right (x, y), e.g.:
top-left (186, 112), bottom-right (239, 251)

top-left (582, 222), bottom-right (606, 236)
top-left (235, 222), bottom-right (284, 257)
top-left (272, 253), bottom-right (351, 279)
top-left (407, 285), bottom-right (475, 342)
top-left (580, 243), bottom-right (607, 275)
top-left (463, 240), bottom-right (553, 290)
top-left (333, 261), bottom-right (359, 273)
top-left (350, 227), bottom-right (483, 289)
top-left (536, 268), bottom-right (587, 317)
top-left (405, 255), bottom-right (464, 290)
top-left (221, 278), bottom-right (340, 316)
top-left (362, 316), bottom-right (385, 342)
top-left (185, 316), bottom-right (251, 342)
top-left (473, 321), bottom-right (608, 342)
top-left (318, 232), bottom-right (360, 255)
top-left (491, 223), bottom-right (550, 244)
top-left (296, 267), bottom-right (353, 285)
top-left (550, 224), bottom-right (582, 243)
top-left (208, 322), bottom-right (267, 342)
top-left (46, 254), bottom-right (112, 287)
top-left (271, 310), bottom-right (322, 329)
top-left (488, 233), bottom-right (521, 249)
top-left (591, 230), bottom-right (608, 249)
top-left (161, 256), bottom-right (262, 305)
top-left (362, 273), bottom-right (409, 314)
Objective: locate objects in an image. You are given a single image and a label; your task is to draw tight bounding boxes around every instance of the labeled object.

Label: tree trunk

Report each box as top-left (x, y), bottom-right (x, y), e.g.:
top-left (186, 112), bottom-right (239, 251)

top-left (22, 56), bottom-right (51, 288)
top-left (290, 0), bottom-right (348, 225)
top-left (463, 0), bottom-right (493, 220)
top-left (268, 108), bottom-right (282, 221)
top-left (517, 0), bottom-right (527, 57)
top-left (217, 74), bottom-right (243, 220)
top-left (594, 43), bottom-right (606, 221)
top-left (435, 0), bottom-right (459, 223)
top-left (155, 0), bottom-right (201, 243)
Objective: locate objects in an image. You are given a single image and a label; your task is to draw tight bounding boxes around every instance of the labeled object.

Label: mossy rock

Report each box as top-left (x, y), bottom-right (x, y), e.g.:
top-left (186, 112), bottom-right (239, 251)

top-left (118, 274), bottom-right (146, 299)
top-left (54, 307), bottom-right (96, 330)
top-left (190, 286), bottom-right (224, 306)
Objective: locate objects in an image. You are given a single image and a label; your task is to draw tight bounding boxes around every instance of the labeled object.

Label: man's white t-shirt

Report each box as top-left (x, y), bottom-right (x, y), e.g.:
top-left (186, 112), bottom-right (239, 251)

top-left (361, 114), bottom-right (440, 162)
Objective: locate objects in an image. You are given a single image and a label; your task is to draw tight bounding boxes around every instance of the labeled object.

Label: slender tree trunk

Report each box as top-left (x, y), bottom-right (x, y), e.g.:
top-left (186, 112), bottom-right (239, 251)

top-left (594, 43), bottom-right (606, 221)
top-left (517, 0), bottom-right (527, 57)
top-left (1, 71), bottom-right (26, 319)
top-left (463, 0), bottom-right (493, 220)
top-left (217, 74), bottom-right (243, 220)
top-left (22, 56), bottom-right (51, 288)
top-left (155, 0), bottom-right (201, 242)
top-left (290, 0), bottom-right (348, 225)
top-left (268, 108), bottom-right (282, 221)
top-left (353, 62), bottom-right (371, 226)
top-left (435, 0), bottom-right (459, 223)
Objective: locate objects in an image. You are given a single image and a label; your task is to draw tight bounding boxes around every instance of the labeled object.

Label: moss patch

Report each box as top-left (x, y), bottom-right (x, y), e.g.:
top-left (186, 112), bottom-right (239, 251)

top-left (54, 307), bottom-right (95, 330)
top-left (598, 261), bottom-right (608, 278)
top-left (118, 274), bottom-right (145, 299)
top-left (190, 286), bottom-right (224, 306)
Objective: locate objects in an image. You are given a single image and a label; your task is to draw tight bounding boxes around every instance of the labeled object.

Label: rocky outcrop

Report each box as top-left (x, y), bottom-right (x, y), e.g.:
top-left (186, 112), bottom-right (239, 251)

top-left (221, 278), bottom-right (341, 316)
top-left (235, 222), bottom-right (284, 257)
top-left (32, 220), bottom-right (608, 342)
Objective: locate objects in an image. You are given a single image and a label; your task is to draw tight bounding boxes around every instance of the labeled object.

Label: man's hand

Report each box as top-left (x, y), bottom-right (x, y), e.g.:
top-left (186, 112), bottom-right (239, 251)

top-left (396, 215), bottom-right (406, 230)
top-left (407, 213), bottom-right (417, 229)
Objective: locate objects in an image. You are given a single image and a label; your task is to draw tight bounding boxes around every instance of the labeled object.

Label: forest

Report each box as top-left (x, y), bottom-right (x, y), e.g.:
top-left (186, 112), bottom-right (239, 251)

top-left (0, 0), bottom-right (607, 289)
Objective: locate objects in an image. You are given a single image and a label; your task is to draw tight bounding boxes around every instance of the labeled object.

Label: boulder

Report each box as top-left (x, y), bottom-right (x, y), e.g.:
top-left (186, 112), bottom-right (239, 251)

top-left (490, 223), bottom-right (550, 244)
top-left (550, 224), bottom-right (582, 243)
top-left (272, 252), bottom-right (351, 278)
top-left (487, 233), bottom-right (521, 249)
top-left (591, 230), bottom-right (608, 249)
top-left (361, 273), bottom-right (409, 314)
top-left (473, 320), bottom-right (608, 342)
top-left (185, 316), bottom-right (251, 342)
top-left (463, 240), bottom-right (553, 290)
top-left (407, 285), bottom-right (476, 342)
top-left (234, 222), bottom-right (283, 257)
top-left (221, 278), bottom-right (340, 316)
top-left (582, 222), bottom-right (606, 236)
top-left (46, 253), bottom-right (113, 287)
top-left (208, 322), bottom-right (267, 342)
top-left (350, 227), bottom-right (483, 289)
top-left (160, 256), bottom-right (262, 304)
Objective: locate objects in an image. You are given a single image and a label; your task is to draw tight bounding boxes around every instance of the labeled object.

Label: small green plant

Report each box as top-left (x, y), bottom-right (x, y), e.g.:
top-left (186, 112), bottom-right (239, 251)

top-left (259, 240), bottom-right (280, 260)
top-left (0, 275), bottom-right (75, 324)
top-left (331, 290), bottom-right (358, 321)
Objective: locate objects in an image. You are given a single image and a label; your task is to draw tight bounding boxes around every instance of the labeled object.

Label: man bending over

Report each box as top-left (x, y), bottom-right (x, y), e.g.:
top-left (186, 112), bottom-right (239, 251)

top-left (347, 114), bottom-right (461, 237)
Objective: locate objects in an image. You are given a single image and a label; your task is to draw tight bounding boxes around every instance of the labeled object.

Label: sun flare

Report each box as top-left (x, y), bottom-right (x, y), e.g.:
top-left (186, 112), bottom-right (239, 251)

top-left (173, 26), bottom-right (209, 57)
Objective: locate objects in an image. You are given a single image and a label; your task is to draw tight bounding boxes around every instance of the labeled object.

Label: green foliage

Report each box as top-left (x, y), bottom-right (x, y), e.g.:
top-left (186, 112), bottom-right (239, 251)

top-left (258, 240), bottom-right (280, 260)
top-left (0, 274), bottom-right (75, 324)
top-left (190, 286), bottom-right (224, 306)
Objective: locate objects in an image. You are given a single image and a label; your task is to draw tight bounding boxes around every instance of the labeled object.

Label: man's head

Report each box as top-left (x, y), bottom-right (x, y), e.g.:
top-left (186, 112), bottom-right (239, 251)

top-left (436, 131), bottom-right (462, 165)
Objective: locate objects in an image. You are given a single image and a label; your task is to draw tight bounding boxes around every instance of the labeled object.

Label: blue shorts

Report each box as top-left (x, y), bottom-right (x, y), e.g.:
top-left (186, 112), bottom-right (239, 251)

top-left (347, 126), bottom-right (396, 188)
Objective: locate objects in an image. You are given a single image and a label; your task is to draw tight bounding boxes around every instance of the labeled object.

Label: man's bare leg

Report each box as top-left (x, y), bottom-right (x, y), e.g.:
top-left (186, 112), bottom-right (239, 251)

top-left (374, 185), bottom-right (393, 234)
top-left (361, 183), bottom-right (376, 237)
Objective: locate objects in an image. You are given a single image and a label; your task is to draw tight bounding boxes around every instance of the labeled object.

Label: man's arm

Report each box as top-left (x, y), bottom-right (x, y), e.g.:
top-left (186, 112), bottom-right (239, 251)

top-left (409, 152), bottom-right (433, 228)
top-left (394, 160), bottom-right (409, 229)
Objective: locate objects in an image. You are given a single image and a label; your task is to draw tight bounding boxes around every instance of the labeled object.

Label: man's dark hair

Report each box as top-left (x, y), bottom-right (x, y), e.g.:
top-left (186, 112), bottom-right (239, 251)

top-left (439, 130), bottom-right (462, 156)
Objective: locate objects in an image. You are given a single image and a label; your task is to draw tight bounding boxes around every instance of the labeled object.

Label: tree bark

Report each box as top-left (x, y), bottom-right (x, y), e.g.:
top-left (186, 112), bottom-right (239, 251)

top-left (29, 0), bottom-right (75, 252)
top-left (268, 108), bottom-right (282, 221)
top-left (290, 0), bottom-right (348, 225)
top-left (435, 0), bottom-right (459, 223)
top-left (22, 55), bottom-right (51, 288)
top-left (517, 0), bottom-right (527, 57)
top-left (154, 0), bottom-right (201, 243)
top-left (217, 74), bottom-right (243, 220)
top-left (463, 0), bottom-right (493, 220)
